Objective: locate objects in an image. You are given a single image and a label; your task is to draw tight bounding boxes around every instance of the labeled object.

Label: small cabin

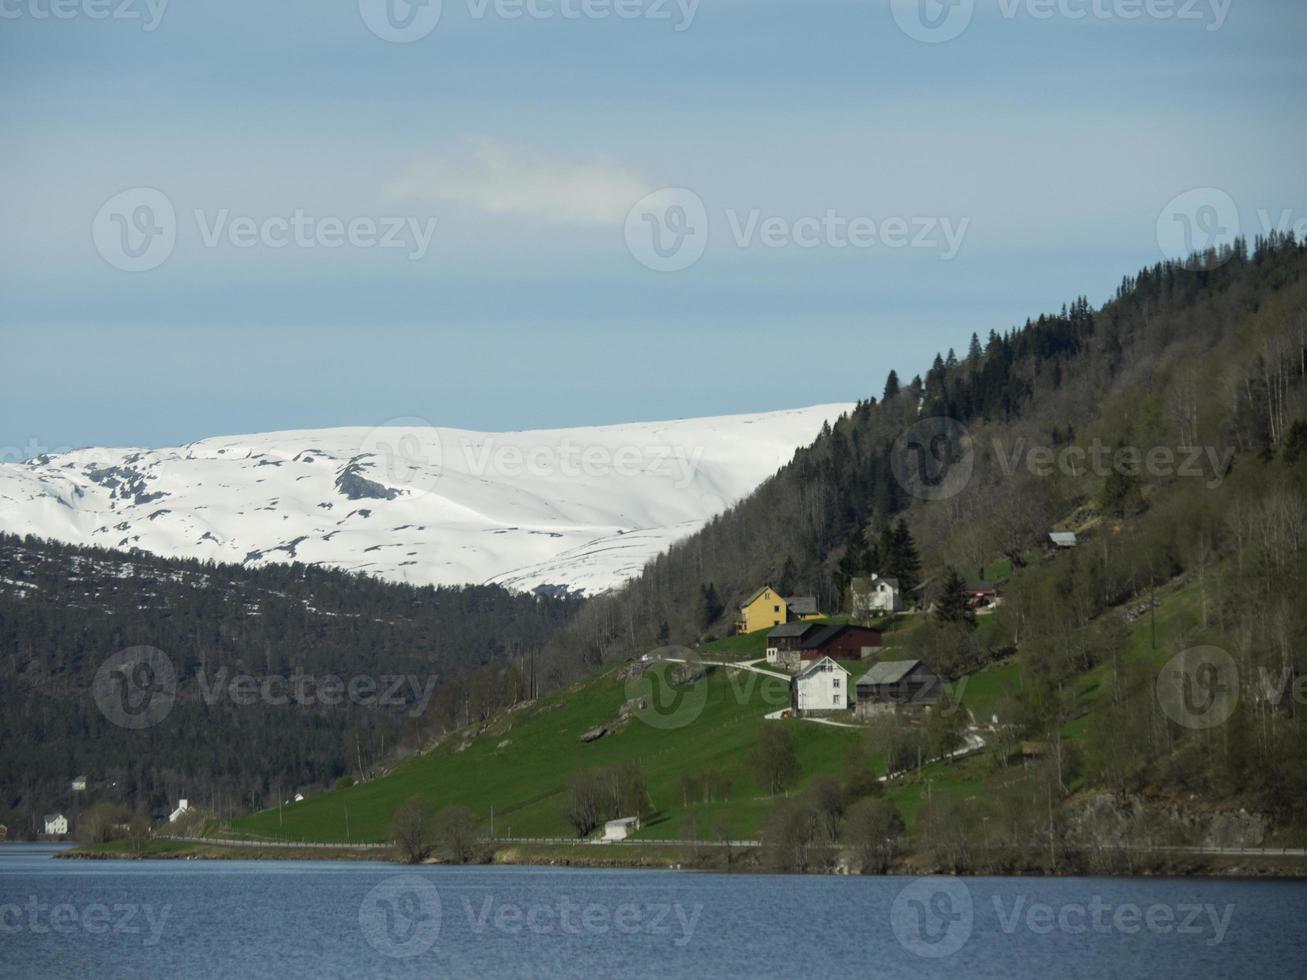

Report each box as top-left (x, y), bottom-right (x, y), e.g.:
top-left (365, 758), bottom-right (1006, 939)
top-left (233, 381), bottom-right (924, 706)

top-left (603, 816), bottom-right (641, 842)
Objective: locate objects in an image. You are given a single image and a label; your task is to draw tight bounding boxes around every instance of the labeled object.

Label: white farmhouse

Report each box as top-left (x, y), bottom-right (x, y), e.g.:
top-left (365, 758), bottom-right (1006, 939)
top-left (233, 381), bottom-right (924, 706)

top-left (603, 817), bottom-right (640, 842)
top-left (790, 656), bottom-right (851, 716)
top-left (168, 799), bottom-right (190, 823)
top-left (44, 813), bottom-right (69, 836)
top-left (851, 575), bottom-right (903, 616)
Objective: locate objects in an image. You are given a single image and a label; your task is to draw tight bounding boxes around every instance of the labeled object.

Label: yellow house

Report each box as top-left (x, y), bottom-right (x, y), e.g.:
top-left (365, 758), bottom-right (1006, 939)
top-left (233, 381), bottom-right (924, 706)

top-left (736, 586), bottom-right (824, 634)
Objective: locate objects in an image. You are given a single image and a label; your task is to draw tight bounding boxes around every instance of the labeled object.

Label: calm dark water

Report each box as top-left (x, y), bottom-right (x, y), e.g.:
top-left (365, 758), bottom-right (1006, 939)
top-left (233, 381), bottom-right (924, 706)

top-left (2, 843), bottom-right (1305, 979)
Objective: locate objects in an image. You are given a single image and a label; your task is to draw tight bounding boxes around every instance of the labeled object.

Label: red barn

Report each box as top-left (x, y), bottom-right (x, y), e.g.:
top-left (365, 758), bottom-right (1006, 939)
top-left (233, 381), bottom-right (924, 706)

top-left (797, 624), bottom-right (884, 663)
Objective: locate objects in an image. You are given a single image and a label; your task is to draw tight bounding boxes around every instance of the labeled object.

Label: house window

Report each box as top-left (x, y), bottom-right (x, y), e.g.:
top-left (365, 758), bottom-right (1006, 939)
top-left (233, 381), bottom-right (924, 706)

top-left (773, 605), bottom-right (780, 613)
top-left (833, 677), bottom-right (841, 688)
top-left (833, 694), bottom-right (841, 705)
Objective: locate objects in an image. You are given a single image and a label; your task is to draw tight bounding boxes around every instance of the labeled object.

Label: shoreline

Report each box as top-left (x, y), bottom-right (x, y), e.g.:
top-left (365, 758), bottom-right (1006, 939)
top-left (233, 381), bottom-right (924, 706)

top-left (53, 839), bottom-right (1307, 878)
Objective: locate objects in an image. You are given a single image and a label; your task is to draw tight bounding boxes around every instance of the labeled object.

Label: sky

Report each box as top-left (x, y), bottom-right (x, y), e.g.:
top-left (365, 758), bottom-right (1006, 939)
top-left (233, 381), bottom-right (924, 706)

top-left (2, 0), bottom-right (1305, 456)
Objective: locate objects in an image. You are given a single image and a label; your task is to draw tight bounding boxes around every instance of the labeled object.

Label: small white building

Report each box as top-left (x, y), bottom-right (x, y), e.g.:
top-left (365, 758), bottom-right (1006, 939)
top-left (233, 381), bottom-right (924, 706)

top-left (44, 813), bottom-right (69, 836)
top-left (294, 792), bottom-right (305, 803)
top-left (1049, 531), bottom-right (1078, 549)
top-left (790, 656), bottom-right (851, 716)
top-left (852, 575), bottom-right (903, 616)
top-left (603, 817), bottom-right (641, 842)
top-left (70, 776), bottom-right (87, 793)
top-left (168, 799), bottom-right (190, 823)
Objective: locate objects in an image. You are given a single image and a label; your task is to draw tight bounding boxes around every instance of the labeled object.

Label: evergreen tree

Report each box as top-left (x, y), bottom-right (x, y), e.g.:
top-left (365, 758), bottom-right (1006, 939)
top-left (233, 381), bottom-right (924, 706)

top-left (879, 519), bottom-right (921, 596)
top-left (834, 526), bottom-right (879, 601)
top-left (968, 332), bottom-right (982, 361)
top-left (883, 370), bottom-right (900, 401)
top-left (1282, 420), bottom-right (1307, 464)
top-left (777, 557), bottom-right (798, 596)
top-left (694, 583), bottom-right (723, 630)
top-left (934, 567), bottom-right (974, 625)
top-left (1099, 446), bottom-right (1144, 518)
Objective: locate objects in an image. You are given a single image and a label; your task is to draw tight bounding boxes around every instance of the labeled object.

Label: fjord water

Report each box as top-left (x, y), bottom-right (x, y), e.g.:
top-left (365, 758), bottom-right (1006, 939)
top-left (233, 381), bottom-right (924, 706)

top-left (2, 845), bottom-right (1303, 979)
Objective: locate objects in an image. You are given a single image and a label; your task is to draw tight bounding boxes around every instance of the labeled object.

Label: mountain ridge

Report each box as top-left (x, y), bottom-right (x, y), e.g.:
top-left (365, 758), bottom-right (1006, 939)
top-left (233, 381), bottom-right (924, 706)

top-left (0, 404), bottom-right (851, 596)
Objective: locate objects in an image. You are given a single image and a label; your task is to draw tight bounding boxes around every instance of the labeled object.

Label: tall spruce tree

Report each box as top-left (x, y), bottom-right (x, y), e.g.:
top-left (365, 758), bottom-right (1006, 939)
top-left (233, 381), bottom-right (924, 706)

top-left (880, 519), bottom-right (921, 597)
top-left (934, 567), bottom-right (974, 625)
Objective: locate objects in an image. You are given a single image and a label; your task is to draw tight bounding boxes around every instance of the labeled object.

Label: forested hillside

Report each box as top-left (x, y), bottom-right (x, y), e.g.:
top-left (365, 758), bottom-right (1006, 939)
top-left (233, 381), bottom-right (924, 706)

top-left (519, 234), bottom-right (1307, 842)
top-left (546, 235), bottom-right (1306, 671)
top-left (0, 535), bottom-right (580, 835)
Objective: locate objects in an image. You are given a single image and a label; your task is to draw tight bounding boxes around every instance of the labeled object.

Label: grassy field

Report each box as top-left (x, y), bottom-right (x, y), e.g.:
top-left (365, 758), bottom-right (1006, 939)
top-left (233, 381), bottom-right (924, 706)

top-left (234, 660), bottom-right (871, 845)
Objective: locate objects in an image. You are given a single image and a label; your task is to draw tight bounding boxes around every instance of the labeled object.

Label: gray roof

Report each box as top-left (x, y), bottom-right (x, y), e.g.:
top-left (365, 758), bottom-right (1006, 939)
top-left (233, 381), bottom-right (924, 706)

top-left (785, 595), bottom-right (819, 615)
top-left (1049, 532), bottom-right (1078, 546)
top-left (799, 624), bottom-right (844, 650)
top-left (856, 660), bottom-right (923, 686)
top-left (768, 622), bottom-right (819, 639)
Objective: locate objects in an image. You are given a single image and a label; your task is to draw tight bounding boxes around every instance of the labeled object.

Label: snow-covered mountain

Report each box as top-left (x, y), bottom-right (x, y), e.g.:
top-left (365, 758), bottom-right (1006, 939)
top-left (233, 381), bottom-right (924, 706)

top-left (0, 406), bottom-right (850, 595)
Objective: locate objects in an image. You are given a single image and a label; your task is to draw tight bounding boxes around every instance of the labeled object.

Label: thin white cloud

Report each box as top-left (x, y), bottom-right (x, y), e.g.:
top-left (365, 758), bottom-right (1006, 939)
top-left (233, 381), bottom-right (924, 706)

top-left (383, 137), bottom-right (648, 226)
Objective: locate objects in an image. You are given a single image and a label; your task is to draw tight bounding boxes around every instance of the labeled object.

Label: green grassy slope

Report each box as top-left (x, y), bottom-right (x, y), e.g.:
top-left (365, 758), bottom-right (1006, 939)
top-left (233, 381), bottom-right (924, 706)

top-left (234, 661), bottom-right (870, 843)
top-left (230, 571), bottom-right (1220, 848)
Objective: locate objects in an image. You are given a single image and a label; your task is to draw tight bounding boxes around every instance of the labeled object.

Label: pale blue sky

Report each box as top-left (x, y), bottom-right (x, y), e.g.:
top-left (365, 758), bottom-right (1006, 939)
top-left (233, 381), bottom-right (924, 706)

top-left (2, 0), bottom-right (1305, 454)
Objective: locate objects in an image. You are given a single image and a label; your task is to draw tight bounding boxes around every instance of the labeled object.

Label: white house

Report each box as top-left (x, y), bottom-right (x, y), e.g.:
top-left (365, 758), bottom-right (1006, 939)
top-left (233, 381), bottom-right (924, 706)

top-left (44, 813), bottom-right (69, 836)
top-left (294, 792), bottom-right (305, 803)
top-left (70, 776), bottom-right (87, 793)
top-left (851, 575), bottom-right (903, 616)
top-left (603, 816), bottom-right (641, 842)
top-left (790, 656), bottom-right (851, 716)
top-left (168, 799), bottom-right (190, 823)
